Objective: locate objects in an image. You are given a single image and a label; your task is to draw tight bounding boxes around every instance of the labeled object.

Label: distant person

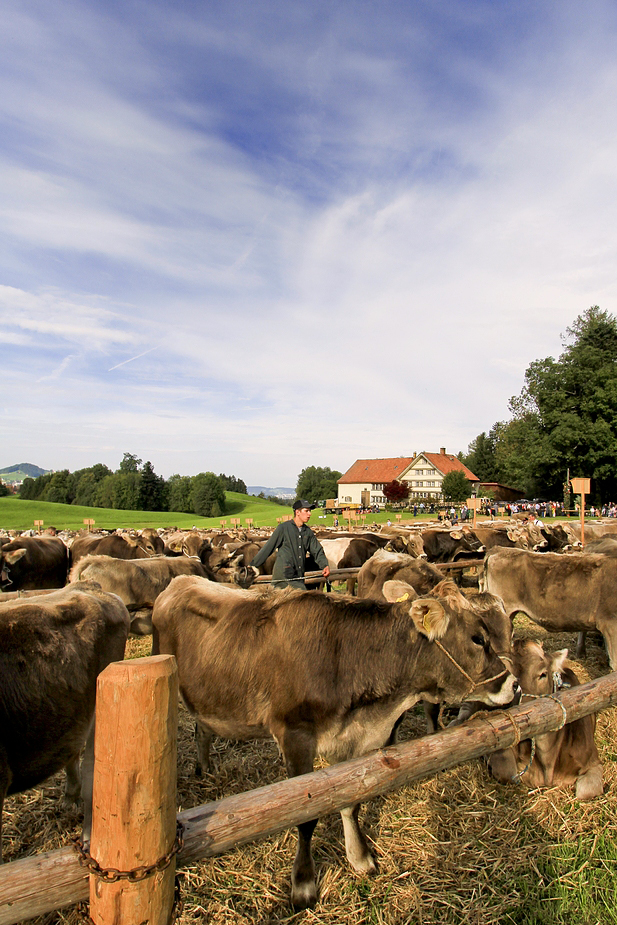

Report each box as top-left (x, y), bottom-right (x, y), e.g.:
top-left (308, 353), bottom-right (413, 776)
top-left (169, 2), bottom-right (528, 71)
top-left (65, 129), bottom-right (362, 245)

top-left (250, 500), bottom-right (330, 590)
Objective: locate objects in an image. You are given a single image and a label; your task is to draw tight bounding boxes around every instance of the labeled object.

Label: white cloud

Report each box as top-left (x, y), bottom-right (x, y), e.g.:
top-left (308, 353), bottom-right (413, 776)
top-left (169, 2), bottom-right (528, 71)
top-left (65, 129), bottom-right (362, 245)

top-left (2, 0), bottom-right (617, 483)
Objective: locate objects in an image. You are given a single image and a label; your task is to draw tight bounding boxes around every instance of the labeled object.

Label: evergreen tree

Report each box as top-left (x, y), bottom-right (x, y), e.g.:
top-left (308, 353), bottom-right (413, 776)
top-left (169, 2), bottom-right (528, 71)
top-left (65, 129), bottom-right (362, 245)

top-left (138, 461), bottom-right (166, 511)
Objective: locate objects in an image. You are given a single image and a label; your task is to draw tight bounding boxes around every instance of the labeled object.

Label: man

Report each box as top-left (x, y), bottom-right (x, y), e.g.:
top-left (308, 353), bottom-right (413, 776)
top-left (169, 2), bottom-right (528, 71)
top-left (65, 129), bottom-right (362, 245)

top-left (250, 500), bottom-right (331, 590)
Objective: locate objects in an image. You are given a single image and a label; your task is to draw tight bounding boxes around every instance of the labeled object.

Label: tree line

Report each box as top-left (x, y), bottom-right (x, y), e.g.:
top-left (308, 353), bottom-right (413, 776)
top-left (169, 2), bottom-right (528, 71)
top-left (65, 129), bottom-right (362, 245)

top-left (460, 307), bottom-right (617, 503)
top-left (18, 453), bottom-right (247, 517)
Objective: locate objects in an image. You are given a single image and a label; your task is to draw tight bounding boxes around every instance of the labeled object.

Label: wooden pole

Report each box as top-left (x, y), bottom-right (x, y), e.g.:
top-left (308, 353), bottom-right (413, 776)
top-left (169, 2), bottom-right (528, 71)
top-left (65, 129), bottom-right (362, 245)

top-left (2, 671), bottom-right (617, 924)
top-left (88, 655), bottom-right (178, 925)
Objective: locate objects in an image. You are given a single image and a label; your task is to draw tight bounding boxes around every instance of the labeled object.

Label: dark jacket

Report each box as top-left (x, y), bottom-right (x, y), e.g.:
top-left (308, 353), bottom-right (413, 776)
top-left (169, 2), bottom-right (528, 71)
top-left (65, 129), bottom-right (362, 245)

top-left (251, 521), bottom-right (328, 584)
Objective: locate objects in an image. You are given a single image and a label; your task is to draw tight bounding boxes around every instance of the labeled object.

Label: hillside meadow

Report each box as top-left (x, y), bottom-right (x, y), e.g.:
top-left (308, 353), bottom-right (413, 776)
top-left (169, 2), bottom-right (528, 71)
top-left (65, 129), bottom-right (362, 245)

top-left (0, 493), bottom-right (292, 531)
top-left (0, 496), bottom-right (443, 531)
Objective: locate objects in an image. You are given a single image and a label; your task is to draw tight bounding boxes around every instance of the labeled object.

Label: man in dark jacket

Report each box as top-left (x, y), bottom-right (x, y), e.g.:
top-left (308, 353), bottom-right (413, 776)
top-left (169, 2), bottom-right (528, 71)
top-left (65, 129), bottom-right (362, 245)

top-left (250, 500), bottom-right (331, 590)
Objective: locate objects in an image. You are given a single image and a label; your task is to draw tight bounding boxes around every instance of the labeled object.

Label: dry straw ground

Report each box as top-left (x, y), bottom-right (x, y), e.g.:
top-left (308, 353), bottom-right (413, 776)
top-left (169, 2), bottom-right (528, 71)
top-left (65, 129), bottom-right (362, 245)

top-left (4, 615), bottom-right (617, 925)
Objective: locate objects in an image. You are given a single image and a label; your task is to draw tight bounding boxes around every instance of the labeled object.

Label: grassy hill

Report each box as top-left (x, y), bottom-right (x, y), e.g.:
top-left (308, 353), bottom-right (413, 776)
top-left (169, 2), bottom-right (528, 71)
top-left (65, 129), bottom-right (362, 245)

top-left (0, 492), bottom-right (295, 531)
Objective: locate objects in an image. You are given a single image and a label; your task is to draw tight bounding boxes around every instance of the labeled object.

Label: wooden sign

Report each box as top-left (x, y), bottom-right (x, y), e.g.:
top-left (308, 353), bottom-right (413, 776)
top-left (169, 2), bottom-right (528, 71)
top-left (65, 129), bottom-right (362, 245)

top-left (245, 518), bottom-right (254, 527)
top-left (396, 514), bottom-right (402, 522)
top-left (220, 520), bottom-right (228, 528)
top-left (570, 478), bottom-right (591, 546)
top-left (34, 520), bottom-right (44, 533)
top-left (231, 518), bottom-right (241, 528)
top-left (83, 518), bottom-right (95, 532)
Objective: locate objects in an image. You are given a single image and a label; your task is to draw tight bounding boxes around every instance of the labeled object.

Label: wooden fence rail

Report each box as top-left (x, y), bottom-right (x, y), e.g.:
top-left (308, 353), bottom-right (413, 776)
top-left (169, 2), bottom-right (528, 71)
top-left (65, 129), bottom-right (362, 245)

top-left (2, 670), bottom-right (617, 924)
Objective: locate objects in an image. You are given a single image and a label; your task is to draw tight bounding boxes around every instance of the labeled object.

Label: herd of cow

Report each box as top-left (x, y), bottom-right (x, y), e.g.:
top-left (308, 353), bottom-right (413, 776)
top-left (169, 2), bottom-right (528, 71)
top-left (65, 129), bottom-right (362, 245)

top-left (0, 517), bottom-right (614, 907)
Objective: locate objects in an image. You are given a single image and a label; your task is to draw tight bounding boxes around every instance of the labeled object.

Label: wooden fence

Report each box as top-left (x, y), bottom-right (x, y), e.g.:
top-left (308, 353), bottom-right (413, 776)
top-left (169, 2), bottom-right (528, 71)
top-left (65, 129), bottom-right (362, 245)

top-left (2, 657), bottom-right (617, 924)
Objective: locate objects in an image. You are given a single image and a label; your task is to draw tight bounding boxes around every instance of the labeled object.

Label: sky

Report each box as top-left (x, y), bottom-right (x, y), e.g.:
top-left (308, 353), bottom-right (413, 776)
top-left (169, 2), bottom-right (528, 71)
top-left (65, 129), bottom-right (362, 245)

top-left (2, 0), bottom-right (617, 486)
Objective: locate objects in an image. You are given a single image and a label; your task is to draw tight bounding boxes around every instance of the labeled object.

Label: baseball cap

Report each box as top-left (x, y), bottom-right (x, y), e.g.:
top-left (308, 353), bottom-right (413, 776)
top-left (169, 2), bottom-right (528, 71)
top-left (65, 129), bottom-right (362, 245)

top-left (293, 499), bottom-right (316, 511)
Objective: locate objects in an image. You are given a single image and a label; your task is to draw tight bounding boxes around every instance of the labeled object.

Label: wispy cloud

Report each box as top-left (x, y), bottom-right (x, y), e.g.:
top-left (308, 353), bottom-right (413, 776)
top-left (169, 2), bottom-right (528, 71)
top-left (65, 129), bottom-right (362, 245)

top-left (2, 0), bottom-right (617, 482)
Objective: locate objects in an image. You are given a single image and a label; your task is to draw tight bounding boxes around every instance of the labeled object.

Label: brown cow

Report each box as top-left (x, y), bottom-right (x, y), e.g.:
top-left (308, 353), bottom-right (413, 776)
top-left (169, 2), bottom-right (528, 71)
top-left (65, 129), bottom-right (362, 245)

top-left (357, 550), bottom-right (443, 602)
top-left (151, 577), bottom-right (518, 907)
top-left (1, 536), bottom-right (69, 592)
top-left (70, 529), bottom-right (164, 566)
top-left (0, 583), bottom-right (130, 858)
top-left (484, 547), bottom-right (617, 667)
top-left (489, 640), bottom-right (603, 799)
top-left (69, 554), bottom-right (213, 634)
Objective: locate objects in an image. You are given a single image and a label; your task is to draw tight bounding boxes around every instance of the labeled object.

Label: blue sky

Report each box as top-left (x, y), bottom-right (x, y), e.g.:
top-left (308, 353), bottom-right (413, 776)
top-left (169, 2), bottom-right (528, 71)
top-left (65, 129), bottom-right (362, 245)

top-left (2, 0), bottom-right (617, 485)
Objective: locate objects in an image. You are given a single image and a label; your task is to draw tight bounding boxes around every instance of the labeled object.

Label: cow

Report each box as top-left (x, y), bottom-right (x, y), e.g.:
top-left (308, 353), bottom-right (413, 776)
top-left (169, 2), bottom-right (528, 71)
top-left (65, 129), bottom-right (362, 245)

top-left (357, 550), bottom-right (443, 602)
top-left (318, 537), bottom-right (381, 594)
top-left (421, 527), bottom-right (485, 563)
top-left (1, 536), bottom-right (69, 592)
top-left (70, 529), bottom-right (165, 566)
top-left (378, 525), bottom-right (426, 558)
top-left (0, 582), bottom-right (130, 859)
top-left (484, 547), bottom-right (617, 667)
top-left (69, 554), bottom-right (214, 634)
top-left (488, 640), bottom-right (603, 800)
top-left (151, 576), bottom-right (519, 907)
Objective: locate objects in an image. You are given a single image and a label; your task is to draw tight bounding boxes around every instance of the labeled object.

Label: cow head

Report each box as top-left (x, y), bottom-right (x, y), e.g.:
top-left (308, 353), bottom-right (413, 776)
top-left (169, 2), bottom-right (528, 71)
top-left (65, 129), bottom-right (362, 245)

top-left (512, 639), bottom-right (569, 697)
top-left (1, 547), bottom-right (27, 589)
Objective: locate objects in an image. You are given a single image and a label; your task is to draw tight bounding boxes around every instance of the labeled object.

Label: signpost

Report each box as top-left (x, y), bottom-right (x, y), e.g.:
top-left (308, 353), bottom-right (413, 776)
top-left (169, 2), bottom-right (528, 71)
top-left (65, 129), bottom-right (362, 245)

top-left (83, 519), bottom-right (95, 533)
top-left (466, 497), bottom-right (481, 529)
top-left (570, 477), bottom-right (591, 547)
top-left (33, 520), bottom-right (43, 534)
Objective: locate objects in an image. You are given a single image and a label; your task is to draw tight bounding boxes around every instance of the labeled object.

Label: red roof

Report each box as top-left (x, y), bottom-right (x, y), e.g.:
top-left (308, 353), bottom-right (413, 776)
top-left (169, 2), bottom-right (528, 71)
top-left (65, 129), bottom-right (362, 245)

top-left (418, 452), bottom-right (479, 481)
top-left (338, 458), bottom-right (415, 484)
top-left (338, 453), bottom-right (479, 485)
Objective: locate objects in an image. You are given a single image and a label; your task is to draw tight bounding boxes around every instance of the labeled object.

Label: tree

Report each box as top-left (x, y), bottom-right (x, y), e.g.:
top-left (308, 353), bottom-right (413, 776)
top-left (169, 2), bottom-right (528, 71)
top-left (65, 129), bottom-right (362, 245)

top-left (463, 430), bottom-right (498, 482)
top-left (296, 466), bottom-right (342, 503)
top-left (219, 473), bottom-right (248, 494)
top-left (191, 472), bottom-right (226, 517)
top-left (167, 474), bottom-right (193, 513)
top-left (44, 470), bottom-right (72, 504)
top-left (382, 480), bottom-right (409, 503)
top-left (118, 453), bottom-right (142, 474)
top-left (441, 470), bottom-right (471, 502)
top-left (497, 306), bottom-right (617, 501)
top-left (138, 461), bottom-right (166, 512)
top-left (0, 481), bottom-right (9, 497)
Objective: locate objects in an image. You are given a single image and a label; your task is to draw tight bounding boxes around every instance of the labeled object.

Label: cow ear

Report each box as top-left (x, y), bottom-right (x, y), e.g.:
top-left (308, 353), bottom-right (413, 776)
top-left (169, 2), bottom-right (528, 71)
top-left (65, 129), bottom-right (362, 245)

top-left (549, 649), bottom-right (568, 675)
top-left (449, 530), bottom-right (463, 540)
top-left (5, 548), bottom-right (28, 565)
top-left (125, 535), bottom-right (139, 547)
top-left (409, 599), bottom-right (449, 640)
top-left (383, 579), bottom-right (418, 603)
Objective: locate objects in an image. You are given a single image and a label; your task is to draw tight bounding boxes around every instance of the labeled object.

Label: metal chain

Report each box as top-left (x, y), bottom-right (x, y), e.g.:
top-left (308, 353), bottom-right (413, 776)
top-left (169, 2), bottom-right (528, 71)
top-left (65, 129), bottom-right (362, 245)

top-left (74, 820), bottom-right (184, 883)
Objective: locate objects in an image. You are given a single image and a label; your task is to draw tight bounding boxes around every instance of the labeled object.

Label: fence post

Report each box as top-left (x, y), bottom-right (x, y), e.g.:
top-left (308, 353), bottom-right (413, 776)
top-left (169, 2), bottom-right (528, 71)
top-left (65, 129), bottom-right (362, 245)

top-left (88, 655), bottom-right (178, 925)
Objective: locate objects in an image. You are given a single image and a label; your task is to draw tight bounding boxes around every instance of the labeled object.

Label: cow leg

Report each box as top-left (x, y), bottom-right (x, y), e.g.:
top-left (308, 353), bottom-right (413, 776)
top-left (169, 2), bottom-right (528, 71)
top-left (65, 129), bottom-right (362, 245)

top-left (80, 721), bottom-right (96, 847)
top-left (195, 722), bottom-right (213, 777)
top-left (346, 576), bottom-right (357, 595)
top-left (575, 631), bottom-right (587, 659)
top-left (63, 758), bottom-right (81, 806)
top-left (0, 757), bottom-right (9, 863)
top-left (279, 727), bottom-right (318, 908)
top-left (340, 803), bottom-right (378, 875)
top-left (598, 623), bottom-right (617, 669)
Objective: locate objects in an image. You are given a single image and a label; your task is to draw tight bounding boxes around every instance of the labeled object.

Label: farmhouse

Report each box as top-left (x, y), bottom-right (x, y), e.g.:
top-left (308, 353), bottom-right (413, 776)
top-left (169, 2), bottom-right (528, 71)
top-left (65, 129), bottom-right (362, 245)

top-left (337, 449), bottom-right (480, 506)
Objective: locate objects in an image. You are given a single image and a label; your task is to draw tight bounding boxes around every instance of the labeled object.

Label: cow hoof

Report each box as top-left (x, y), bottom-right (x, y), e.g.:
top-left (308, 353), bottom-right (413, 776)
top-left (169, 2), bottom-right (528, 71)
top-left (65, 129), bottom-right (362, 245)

top-left (350, 852), bottom-right (378, 876)
top-left (291, 881), bottom-right (318, 909)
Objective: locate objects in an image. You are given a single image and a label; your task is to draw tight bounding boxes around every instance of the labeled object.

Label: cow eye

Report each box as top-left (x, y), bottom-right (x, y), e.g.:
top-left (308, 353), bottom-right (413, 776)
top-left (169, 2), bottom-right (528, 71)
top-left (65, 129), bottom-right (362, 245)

top-left (471, 634), bottom-right (485, 647)
top-left (539, 671), bottom-right (548, 679)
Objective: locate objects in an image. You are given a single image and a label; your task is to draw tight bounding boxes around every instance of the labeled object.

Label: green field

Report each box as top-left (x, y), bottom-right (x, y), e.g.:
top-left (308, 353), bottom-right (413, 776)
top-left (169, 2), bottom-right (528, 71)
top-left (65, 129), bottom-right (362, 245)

top-left (0, 492), bottom-right (295, 531)
top-left (0, 496), bottom-right (580, 532)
